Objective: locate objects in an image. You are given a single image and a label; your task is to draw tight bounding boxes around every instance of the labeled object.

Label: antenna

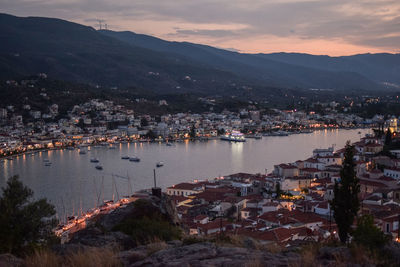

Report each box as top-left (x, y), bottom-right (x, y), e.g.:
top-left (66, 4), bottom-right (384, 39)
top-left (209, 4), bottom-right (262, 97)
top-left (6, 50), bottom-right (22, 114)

top-left (97, 19), bottom-right (105, 30)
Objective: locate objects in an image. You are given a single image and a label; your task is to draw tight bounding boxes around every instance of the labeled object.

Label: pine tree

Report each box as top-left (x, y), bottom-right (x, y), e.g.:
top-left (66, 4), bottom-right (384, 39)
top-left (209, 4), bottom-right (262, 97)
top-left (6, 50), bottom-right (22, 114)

top-left (331, 141), bottom-right (360, 243)
top-left (0, 176), bottom-right (56, 254)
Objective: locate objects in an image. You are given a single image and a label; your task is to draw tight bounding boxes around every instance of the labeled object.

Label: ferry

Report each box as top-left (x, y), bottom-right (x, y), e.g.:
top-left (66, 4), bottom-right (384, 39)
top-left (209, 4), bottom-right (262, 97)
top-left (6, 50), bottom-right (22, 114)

top-left (220, 131), bottom-right (246, 142)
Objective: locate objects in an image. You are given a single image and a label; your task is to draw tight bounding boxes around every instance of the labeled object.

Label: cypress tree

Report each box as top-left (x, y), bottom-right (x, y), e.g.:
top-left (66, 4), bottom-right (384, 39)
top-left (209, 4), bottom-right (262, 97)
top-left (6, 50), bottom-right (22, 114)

top-left (385, 128), bottom-right (392, 146)
top-left (331, 141), bottom-right (360, 243)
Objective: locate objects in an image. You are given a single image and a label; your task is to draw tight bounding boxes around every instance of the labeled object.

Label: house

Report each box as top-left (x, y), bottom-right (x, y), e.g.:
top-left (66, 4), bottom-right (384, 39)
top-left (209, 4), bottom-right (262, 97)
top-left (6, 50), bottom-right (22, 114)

top-left (303, 158), bottom-right (326, 170)
top-left (166, 182), bottom-right (204, 197)
top-left (314, 201), bottom-right (331, 216)
top-left (280, 176), bottom-right (312, 192)
top-left (384, 167), bottom-right (400, 179)
top-left (194, 214), bottom-right (209, 224)
top-left (300, 168), bottom-right (322, 179)
top-left (274, 164), bottom-right (299, 177)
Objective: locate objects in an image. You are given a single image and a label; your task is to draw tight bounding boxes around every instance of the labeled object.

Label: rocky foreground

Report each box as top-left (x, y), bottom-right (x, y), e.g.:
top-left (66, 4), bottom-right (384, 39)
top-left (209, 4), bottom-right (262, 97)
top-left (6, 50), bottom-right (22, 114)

top-left (2, 195), bottom-right (400, 266)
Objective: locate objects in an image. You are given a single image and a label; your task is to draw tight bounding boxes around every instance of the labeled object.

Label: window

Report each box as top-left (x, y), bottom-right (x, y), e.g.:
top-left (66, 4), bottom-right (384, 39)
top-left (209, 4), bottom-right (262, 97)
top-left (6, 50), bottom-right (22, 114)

top-left (386, 223), bottom-right (390, 233)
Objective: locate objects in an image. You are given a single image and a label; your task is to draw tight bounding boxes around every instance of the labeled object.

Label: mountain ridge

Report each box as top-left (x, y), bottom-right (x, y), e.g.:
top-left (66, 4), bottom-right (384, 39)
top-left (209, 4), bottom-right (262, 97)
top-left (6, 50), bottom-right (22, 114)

top-left (1, 13), bottom-right (399, 95)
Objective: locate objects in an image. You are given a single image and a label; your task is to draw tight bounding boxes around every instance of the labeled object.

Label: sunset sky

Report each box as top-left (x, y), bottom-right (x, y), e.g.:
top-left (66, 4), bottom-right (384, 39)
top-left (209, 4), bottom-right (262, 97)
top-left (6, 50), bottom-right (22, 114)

top-left (3, 0), bottom-right (400, 56)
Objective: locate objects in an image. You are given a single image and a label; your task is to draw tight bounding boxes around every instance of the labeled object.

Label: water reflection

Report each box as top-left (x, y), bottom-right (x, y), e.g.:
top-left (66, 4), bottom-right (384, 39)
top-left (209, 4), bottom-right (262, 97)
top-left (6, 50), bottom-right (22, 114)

top-left (0, 129), bottom-right (371, 214)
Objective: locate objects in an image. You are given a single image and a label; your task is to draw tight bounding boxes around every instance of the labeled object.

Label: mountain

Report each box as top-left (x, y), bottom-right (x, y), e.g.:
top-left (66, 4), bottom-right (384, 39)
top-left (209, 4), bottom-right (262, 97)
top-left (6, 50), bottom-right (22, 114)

top-left (99, 30), bottom-right (382, 91)
top-left (1, 13), bottom-right (399, 95)
top-left (0, 13), bottom-right (252, 95)
top-left (256, 53), bottom-right (400, 88)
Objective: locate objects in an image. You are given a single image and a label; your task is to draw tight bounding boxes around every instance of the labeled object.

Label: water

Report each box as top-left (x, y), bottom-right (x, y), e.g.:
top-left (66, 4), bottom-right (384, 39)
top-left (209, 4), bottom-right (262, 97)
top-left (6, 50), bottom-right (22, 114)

top-left (0, 128), bottom-right (370, 214)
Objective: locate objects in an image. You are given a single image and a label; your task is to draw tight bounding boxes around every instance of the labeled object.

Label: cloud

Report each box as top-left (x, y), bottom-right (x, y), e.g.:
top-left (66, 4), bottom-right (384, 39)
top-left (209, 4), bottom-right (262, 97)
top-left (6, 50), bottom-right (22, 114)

top-left (2, 0), bottom-right (400, 55)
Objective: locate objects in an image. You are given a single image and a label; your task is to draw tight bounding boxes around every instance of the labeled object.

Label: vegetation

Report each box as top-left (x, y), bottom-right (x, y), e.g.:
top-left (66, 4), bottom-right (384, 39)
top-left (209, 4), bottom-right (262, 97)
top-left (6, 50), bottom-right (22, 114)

top-left (0, 175), bottom-right (57, 255)
top-left (275, 183), bottom-right (282, 198)
top-left (352, 215), bottom-right (390, 251)
top-left (331, 142), bottom-right (360, 243)
top-left (24, 247), bottom-right (121, 267)
top-left (113, 199), bottom-right (181, 245)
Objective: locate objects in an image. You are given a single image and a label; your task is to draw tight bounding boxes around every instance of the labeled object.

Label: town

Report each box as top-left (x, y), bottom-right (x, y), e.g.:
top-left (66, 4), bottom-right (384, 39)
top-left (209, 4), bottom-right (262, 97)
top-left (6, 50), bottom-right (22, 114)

top-left (161, 130), bottom-right (400, 246)
top-left (0, 83), bottom-right (387, 158)
top-left (51, 127), bottom-right (400, 248)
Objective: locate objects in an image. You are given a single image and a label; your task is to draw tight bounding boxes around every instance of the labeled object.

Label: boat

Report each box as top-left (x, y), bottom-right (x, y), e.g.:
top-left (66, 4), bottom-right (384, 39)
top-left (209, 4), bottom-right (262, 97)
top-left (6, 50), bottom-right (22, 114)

top-left (79, 149), bottom-right (87, 155)
top-left (220, 131), bottom-right (246, 142)
top-left (90, 158), bottom-right (99, 163)
top-left (166, 143), bottom-right (173, 146)
top-left (156, 161), bottom-right (164, 167)
top-left (44, 162), bottom-right (52, 166)
top-left (129, 156), bottom-right (140, 162)
top-left (95, 165), bottom-right (103, 170)
top-left (246, 134), bottom-right (262, 139)
top-left (121, 156), bottom-right (130, 160)
top-left (108, 146), bottom-right (116, 150)
top-left (67, 147), bottom-right (75, 150)
top-left (268, 131), bottom-right (289, 136)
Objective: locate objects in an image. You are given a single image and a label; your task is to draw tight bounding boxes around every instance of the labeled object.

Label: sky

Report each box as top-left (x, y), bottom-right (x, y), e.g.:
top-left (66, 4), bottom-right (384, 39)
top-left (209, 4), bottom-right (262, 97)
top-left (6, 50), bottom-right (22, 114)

top-left (2, 0), bottom-right (400, 56)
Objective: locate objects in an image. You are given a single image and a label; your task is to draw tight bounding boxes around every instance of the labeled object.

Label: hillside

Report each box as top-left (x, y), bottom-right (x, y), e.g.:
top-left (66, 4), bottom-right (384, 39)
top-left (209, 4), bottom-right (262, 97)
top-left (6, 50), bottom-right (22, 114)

top-left (100, 30), bottom-right (382, 91)
top-left (1, 13), bottom-right (399, 95)
top-left (257, 53), bottom-right (400, 88)
top-left (0, 13), bottom-right (252, 95)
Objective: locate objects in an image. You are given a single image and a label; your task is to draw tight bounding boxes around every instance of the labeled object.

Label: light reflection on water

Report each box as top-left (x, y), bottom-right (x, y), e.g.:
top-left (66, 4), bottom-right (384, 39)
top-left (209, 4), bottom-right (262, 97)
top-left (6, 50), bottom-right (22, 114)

top-left (0, 128), bottom-right (370, 215)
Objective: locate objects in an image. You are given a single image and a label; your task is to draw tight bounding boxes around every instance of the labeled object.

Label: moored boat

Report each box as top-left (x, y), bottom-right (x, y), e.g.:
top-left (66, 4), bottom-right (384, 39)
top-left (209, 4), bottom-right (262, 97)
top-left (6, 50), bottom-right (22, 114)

top-left (156, 161), bottom-right (164, 167)
top-left (129, 156), bottom-right (140, 162)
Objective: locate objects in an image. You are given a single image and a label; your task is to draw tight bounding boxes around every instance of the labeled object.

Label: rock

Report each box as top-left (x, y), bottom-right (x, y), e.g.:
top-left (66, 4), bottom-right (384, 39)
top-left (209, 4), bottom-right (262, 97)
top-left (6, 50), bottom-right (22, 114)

top-left (0, 254), bottom-right (23, 267)
top-left (70, 229), bottom-right (134, 249)
top-left (129, 242), bottom-right (300, 267)
top-left (318, 246), bottom-right (351, 262)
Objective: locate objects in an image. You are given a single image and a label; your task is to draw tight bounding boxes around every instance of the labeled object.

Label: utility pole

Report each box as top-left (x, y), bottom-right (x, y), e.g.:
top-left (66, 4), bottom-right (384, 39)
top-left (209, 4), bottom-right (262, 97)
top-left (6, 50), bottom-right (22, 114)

top-left (153, 169), bottom-right (157, 188)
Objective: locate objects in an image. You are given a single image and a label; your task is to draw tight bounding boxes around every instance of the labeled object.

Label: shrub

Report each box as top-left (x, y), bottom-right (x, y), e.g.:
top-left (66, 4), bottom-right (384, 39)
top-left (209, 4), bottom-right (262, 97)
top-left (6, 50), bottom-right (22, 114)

top-left (352, 214), bottom-right (390, 251)
top-left (113, 199), bottom-right (181, 244)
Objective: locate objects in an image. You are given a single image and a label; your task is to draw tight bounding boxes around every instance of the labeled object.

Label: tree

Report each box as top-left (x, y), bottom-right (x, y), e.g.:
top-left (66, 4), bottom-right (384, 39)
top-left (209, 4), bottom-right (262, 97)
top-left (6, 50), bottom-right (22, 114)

top-left (189, 125), bottom-right (196, 139)
top-left (385, 128), bottom-right (392, 146)
top-left (145, 130), bottom-right (157, 140)
top-left (140, 117), bottom-right (149, 127)
top-left (331, 141), bottom-right (360, 243)
top-left (353, 214), bottom-right (389, 251)
top-left (275, 182), bottom-right (282, 198)
top-left (0, 176), bottom-right (57, 254)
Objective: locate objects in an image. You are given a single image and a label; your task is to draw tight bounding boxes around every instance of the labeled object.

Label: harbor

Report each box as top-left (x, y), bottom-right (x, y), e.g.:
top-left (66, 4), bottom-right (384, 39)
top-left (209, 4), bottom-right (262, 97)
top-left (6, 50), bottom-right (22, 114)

top-left (1, 128), bottom-right (370, 219)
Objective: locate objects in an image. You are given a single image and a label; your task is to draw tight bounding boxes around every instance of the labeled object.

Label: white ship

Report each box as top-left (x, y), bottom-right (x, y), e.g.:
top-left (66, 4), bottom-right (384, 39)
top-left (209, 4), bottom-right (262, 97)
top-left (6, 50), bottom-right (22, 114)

top-left (220, 131), bottom-right (246, 142)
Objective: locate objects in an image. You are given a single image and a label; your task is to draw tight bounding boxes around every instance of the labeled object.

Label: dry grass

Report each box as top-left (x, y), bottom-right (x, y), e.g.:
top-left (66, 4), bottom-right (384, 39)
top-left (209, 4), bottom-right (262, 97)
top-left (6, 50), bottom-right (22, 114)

top-left (146, 241), bottom-right (169, 256)
top-left (65, 247), bottom-right (121, 267)
top-left (245, 256), bottom-right (263, 267)
top-left (299, 244), bottom-right (320, 267)
top-left (25, 249), bottom-right (60, 267)
top-left (24, 247), bottom-right (121, 267)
